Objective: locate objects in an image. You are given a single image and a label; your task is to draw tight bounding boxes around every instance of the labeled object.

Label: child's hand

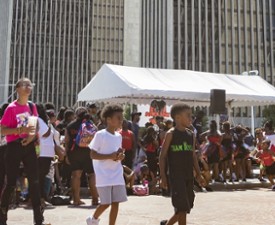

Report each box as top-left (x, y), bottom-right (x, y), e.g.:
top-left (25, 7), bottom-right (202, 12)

top-left (111, 152), bottom-right (119, 161)
top-left (117, 152), bottom-right (125, 161)
top-left (160, 176), bottom-right (168, 190)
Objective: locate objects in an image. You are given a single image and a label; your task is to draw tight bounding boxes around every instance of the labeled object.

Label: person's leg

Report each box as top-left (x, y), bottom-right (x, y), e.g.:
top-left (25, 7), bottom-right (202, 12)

top-left (246, 159), bottom-right (252, 178)
top-left (87, 173), bottom-right (99, 205)
top-left (235, 158), bottom-right (241, 180)
top-left (0, 143), bottom-right (21, 223)
top-left (22, 143), bottom-right (44, 224)
top-left (71, 170), bottom-right (84, 205)
top-left (228, 160), bottom-right (233, 180)
top-left (109, 202), bottom-right (119, 225)
top-left (165, 214), bottom-right (178, 225)
top-left (241, 158), bottom-right (246, 180)
top-left (93, 204), bottom-right (110, 219)
top-left (82, 149), bottom-right (98, 205)
top-left (38, 157), bottom-right (52, 201)
top-left (177, 212), bottom-right (187, 225)
top-left (267, 175), bottom-right (275, 185)
top-left (213, 163), bottom-right (219, 180)
top-left (0, 146), bottom-right (7, 197)
top-left (123, 151), bottom-right (133, 169)
top-left (221, 161), bottom-right (226, 181)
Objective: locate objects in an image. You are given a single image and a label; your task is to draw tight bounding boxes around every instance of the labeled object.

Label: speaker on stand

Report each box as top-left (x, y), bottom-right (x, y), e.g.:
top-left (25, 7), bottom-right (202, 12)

top-left (210, 89), bottom-right (226, 130)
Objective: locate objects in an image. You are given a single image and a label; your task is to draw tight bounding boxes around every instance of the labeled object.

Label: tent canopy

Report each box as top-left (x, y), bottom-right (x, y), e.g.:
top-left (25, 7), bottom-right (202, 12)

top-left (78, 64), bottom-right (275, 107)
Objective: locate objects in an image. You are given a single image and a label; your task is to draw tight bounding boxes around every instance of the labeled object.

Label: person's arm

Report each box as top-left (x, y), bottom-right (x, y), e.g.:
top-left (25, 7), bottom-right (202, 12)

top-left (123, 165), bottom-right (134, 176)
top-left (64, 129), bottom-right (70, 153)
top-left (42, 127), bottom-right (51, 138)
top-left (131, 132), bottom-right (136, 159)
top-left (1, 125), bottom-right (34, 136)
top-left (90, 149), bottom-right (118, 160)
top-left (159, 130), bottom-right (173, 190)
top-left (193, 134), bottom-right (206, 187)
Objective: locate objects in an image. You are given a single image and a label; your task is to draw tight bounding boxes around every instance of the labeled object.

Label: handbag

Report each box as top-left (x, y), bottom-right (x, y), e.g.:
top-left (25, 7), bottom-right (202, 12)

top-left (132, 185), bottom-right (148, 196)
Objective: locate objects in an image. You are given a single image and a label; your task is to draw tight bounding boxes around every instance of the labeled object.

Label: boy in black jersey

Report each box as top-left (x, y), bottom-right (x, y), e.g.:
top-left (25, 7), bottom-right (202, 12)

top-left (159, 103), bottom-right (205, 225)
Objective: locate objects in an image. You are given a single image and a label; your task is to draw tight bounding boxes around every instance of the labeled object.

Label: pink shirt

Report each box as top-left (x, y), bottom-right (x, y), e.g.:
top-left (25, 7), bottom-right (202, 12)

top-left (1, 101), bottom-right (38, 143)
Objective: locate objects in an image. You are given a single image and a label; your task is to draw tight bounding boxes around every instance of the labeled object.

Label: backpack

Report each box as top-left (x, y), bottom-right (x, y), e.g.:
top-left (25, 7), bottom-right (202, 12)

top-left (75, 120), bottom-right (97, 148)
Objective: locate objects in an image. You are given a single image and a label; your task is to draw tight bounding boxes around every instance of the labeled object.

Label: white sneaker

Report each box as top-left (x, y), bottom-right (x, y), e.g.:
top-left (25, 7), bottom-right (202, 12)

top-left (86, 216), bottom-right (99, 225)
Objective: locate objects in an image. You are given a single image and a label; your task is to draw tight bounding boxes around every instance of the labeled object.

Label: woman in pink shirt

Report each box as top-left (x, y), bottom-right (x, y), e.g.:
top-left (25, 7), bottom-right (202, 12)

top-left (0, 78), bottom-right (48, 225)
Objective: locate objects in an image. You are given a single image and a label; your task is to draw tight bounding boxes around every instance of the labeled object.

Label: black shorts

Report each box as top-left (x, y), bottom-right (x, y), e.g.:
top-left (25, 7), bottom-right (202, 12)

top-left (170, 179), bottom-right (195, 214)
top-left (266, 163), bottom-right (275, 175)
top-left (68, 147), bottom-right (94, 173)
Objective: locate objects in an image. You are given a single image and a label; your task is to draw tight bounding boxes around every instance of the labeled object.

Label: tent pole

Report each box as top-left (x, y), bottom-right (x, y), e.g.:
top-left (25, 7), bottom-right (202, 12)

top-left (216, 114), bottom-right (220, 131)
top-left (251, 106), bottom-right (255, 136)
top-left (227, 102), bottom-right (235, 126)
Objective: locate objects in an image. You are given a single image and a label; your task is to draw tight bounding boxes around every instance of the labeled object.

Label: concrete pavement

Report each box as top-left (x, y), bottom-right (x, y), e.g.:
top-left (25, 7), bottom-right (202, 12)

top-left (7, 187), bottom-right (275, 225)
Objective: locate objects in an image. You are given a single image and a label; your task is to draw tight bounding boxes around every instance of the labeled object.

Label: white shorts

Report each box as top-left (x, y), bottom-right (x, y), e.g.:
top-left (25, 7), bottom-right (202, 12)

top-left (97, 185), bottom-right (128, 205)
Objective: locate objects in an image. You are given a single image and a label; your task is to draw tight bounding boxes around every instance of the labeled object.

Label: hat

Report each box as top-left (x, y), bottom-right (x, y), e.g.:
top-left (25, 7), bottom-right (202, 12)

top-left (87, 103), bottom-right (97, 109)
top-left (131, 112), bottom-right (142, 116)
top-left (46, 109), bottom-right (56, 118)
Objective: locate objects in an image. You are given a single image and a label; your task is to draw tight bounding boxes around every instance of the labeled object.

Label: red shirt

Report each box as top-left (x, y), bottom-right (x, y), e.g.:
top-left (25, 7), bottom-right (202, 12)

top-left (119, 129), bottom-right (134, 151)
top-left (259, 151), bottom-right (275, 167)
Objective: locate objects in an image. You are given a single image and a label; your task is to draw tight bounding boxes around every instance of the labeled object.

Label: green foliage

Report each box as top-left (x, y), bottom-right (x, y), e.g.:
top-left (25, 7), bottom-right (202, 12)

top-left (123, 104), bottom-right (131, 120)
top-left (262, 105), bottom-right (275, 125)
top-left (123, 104), bottom-right (138, 120)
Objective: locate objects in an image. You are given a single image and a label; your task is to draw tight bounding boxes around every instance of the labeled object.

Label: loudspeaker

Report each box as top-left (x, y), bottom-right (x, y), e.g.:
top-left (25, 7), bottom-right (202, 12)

top-left (210, 89), bottom-right (226, 114)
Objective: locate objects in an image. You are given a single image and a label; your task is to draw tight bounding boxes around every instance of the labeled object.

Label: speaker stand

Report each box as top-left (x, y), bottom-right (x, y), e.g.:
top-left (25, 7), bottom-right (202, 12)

top-left (215, 114), bottom-right (220, 131)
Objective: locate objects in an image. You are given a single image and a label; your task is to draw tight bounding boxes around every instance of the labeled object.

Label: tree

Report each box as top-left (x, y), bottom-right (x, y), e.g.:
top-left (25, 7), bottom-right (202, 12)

top-left (262, 105), bottom-right (275, 125)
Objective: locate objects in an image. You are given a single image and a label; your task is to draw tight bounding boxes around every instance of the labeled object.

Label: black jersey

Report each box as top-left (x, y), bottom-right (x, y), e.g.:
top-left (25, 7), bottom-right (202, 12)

top-left (168, 128), bottom-right (194, 181)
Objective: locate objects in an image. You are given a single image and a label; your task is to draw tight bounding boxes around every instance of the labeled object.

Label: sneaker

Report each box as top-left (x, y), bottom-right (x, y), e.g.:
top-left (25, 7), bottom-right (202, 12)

top-left (258, 177), bottom-right (266, 182)
top-left (205, 186), bottom-right (213, 192)
top-left (86, 216), bottom-right (99, 225)
top-left (160, 220), bottom-right (168, 225)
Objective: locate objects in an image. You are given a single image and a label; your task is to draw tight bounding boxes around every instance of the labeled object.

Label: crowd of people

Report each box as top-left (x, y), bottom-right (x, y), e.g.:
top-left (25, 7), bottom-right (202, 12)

top-left (0, 77), bottom-right (275, 225)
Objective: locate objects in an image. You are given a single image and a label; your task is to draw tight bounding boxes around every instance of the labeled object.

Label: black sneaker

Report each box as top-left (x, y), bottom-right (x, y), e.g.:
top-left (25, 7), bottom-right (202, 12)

top-left (258, 177), bottom-right (266, 182)
top-left (160, 220), bottom-right (168, 225)
top-left (205, 186), bottom-right (213, 192)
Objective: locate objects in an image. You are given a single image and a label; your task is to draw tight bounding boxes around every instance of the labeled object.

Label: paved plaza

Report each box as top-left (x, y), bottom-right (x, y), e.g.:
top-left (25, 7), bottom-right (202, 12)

top-left (7, 187), bottom-right (275, 225)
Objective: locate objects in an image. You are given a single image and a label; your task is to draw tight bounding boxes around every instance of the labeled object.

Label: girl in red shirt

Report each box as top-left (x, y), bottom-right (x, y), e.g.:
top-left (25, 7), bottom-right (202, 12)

top-left (256, 139), bottom-right (275, 190)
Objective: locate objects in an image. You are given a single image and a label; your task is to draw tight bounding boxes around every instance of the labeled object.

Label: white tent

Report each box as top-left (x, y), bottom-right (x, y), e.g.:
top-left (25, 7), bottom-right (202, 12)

top-left (78, 64), bottom-right (275, 108)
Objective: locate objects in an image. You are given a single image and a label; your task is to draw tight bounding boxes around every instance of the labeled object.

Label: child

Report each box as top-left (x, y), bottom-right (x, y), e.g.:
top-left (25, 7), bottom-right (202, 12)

top-left (159, 103), bottom-right (205, 225)
top-left (256, 139), bottom-right (275, 190)
top-left (86, 104), bottom-right (127, 225)
top-left (136, 164), bottom-right (158, 194)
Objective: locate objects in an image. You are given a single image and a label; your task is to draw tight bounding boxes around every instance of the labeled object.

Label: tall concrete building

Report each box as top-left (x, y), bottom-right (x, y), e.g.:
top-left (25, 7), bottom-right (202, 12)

top-left (141, 0), bottom-right (275, 77)
top-left (140, 0), bottom-right (275, 117)
top-left (0, 0), bottom-right (124, 109)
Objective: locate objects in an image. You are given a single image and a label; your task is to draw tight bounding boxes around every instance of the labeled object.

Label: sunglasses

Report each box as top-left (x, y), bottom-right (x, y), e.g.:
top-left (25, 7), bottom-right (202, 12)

top-left (19, 83), bottom-right (34, 88)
